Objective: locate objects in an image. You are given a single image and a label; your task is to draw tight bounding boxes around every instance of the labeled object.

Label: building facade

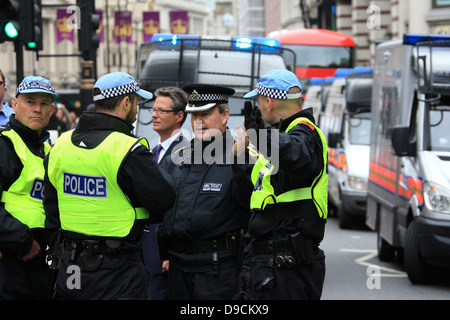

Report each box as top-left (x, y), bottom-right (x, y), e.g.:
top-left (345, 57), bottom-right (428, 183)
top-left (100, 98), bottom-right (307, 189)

top-left (1, 0), bottom-right (449, 101)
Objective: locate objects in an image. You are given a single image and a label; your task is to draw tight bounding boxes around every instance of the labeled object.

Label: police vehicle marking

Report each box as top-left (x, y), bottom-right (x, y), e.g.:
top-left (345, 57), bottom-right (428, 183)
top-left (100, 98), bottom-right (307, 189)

top-left (63, 172), bottom-right (107, 198)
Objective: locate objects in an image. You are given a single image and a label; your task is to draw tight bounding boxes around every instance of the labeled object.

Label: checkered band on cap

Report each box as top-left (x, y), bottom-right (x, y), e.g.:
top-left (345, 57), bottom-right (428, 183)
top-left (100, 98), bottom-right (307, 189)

top-left (93, 81), bottom-right (140, 101)
top-left (188, 91), bottom-right (228, 105)
top-left (16, 80), bottom-right (56, 95)
top-left (255, 83), bottom-right (290, 99)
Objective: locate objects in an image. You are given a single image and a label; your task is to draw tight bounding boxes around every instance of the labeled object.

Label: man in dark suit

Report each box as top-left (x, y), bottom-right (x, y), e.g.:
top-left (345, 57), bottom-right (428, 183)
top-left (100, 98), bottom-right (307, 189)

top-left (142, 86), bottom-right (188, 299)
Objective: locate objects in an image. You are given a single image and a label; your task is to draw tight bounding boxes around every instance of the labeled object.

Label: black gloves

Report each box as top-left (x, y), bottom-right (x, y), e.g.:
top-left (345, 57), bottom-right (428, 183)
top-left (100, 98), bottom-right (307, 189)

top-left (243, 101), bottom-right (264, 131)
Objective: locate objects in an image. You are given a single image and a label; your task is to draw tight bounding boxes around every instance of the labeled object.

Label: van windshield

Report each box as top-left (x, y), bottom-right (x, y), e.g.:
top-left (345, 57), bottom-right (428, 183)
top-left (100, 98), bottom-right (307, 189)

top-left (429, 107), bottom-right (450, 152)
top-left (348, 112), bottom-right (371, 145)
top-left (282, 44), bottom-right (353, 68)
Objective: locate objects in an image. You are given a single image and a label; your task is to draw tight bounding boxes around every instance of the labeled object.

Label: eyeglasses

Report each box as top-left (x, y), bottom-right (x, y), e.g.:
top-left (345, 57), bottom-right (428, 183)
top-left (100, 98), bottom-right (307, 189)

top-left (150, 108), bottom-right (178, 115)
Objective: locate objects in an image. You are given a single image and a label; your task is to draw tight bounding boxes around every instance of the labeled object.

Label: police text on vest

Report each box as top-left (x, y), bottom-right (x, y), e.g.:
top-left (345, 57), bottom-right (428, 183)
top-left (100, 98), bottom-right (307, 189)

top-left (63, 173), bottom-right (107, 197)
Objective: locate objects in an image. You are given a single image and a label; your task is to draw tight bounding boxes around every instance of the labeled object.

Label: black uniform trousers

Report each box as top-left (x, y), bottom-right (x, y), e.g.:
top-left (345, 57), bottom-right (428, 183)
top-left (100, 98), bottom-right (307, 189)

top-left (168, 254), bottom-right (240, 300)
top-left (240, 247), bottom-right (325, 300)
top-left (142, 224), bottom-right (168, 300)
top-left (55, 245), bottom-right (148, 300)
top-left (0, 251), bottom-right (50, 300)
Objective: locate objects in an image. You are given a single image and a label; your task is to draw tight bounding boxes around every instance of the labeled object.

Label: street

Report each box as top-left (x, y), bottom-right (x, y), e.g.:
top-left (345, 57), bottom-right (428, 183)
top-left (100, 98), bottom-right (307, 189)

top-left (320, 217), bottom-right (450, 300)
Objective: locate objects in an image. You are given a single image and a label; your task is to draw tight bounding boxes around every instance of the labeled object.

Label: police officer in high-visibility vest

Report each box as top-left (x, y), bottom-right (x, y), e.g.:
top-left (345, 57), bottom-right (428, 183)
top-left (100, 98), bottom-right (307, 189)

top-left (0, 76), bottom-right (57, 299)
top-left (238, 69), bottom-right (328, 300)
top-left (43, 72), bottom-right (176, 300)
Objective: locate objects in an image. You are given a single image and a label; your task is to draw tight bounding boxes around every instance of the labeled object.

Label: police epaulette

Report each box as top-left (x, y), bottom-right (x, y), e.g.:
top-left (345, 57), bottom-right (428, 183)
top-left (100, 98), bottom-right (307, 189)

top-left (298, 121), bottom-right (315, 132)
top-left (0, 125), bottom-right (10, 133)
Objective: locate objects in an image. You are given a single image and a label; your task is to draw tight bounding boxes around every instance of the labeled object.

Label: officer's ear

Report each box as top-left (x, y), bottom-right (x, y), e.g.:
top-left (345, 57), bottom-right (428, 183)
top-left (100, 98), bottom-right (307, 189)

top-left (120, 95), bottom-right (131, 111)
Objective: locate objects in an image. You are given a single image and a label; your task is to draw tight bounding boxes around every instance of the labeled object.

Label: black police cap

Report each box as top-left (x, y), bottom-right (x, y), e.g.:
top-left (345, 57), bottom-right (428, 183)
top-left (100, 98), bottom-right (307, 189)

top-left (183, 83), bottom-right (235, 112)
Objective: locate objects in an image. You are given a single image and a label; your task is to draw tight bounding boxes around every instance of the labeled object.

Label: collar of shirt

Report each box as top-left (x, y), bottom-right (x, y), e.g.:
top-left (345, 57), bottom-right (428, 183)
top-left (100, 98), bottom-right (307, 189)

top-left (156, 131), bottom-right (182, 162)
top-left (0, 102), bottom-right (14, 120)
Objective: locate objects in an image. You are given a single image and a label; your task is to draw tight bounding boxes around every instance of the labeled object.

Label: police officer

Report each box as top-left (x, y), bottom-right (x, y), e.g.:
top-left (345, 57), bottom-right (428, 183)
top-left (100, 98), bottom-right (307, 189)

top-left (43, 72), bottom-right (176, 300)
top-left (160, 84), bottom-right (254, 300)
top-left (0, 69), bottom-right (14, 126)
top-left (0, 76), bottom-right (57, 299)
top-left (239, 69), bottom-right (328, 300)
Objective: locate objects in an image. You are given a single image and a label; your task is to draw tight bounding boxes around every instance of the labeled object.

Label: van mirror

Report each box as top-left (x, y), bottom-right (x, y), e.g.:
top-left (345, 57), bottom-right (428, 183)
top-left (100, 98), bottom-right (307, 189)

top-left (328, 132), bottom-right (341, 148)
top-left (391, 126), bottom-right (415, 157)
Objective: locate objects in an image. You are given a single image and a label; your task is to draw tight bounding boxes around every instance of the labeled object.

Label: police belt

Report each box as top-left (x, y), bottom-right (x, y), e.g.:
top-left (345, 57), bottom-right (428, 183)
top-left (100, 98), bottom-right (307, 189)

top-left (65, 239), bottom-right (140, 256)
top-left (250, 232), bottom-right (316, 265)
top-left (169, 235), bottom-right (234, 254)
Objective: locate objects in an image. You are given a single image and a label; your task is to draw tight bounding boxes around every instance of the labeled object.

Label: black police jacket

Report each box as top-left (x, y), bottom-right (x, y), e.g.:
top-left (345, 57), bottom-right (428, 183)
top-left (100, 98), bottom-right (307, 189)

top-left (248, 108), bottom-right (326, 243)
top-left (43, 112), bottom-right (177, 242)
top-left (0, 115), bottom-right (50, 256)
top-left (161, 130), bottom-right (253, 263)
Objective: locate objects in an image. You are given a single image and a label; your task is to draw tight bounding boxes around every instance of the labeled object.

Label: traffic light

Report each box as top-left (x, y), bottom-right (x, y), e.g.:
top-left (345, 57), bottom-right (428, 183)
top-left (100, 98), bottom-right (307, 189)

top-left (0, 0), bottom-right (23, 43)
top-left (24, 0), bottom-right (43, 51)
top-left (77, 0), bottom-right (100, 59)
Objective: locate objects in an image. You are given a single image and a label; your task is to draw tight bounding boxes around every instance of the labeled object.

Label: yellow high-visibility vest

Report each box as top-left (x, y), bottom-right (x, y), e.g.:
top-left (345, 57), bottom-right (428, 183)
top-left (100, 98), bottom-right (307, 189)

top-left (1, 129), bottom-right (51, 228)
top-left (47, 130), bottom-right (149, 237)
top-left (250, 117), bottom-right (328, 219)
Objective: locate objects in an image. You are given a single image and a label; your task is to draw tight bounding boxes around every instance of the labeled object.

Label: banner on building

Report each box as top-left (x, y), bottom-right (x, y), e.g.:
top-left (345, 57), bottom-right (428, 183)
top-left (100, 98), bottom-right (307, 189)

top-left (143, 11), bottom-right (160, 42)
top-left (96, 10), bottom-right (104, 43)
top-left (56, 8), bottom-right (75, 44)
top-left (170, 10), bottom-right (189, 34)
top-left (114, 11), bottom-right (132, 44)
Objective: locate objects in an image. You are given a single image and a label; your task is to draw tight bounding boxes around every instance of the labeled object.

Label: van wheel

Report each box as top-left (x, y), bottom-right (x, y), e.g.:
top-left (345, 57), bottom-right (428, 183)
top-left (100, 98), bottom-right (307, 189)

top-left (404, 221), bottom-right (430, 284)
top-left (377, 231), bottom-right (395, 261)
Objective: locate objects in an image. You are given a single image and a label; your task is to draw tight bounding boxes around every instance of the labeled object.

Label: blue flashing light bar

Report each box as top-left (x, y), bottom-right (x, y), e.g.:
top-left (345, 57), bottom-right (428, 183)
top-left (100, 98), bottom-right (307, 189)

top-left (149, 34), bottom-right (282, 53)
top-left (403, 34), bottom-right (450, 45)
top-left (324, 77), bottom-right (335, 84)
top-left (150, 33), bottom-right (200, 46)
top-left (309, 77), bottom-right (325, 85)
top-left (334, 68), bottom-right (354, 78)
top-left (232, 36), bottom-right (282, 52)
top-left (353, 66), bottom-right (373, 74)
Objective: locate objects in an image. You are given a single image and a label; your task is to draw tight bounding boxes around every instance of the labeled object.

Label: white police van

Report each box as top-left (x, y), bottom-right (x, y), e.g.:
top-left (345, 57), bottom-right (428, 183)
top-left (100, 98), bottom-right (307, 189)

top-left (366, 34), bottom-right (450, 283)
top-left (318, 68), bottom-right (373, 228)
top-left (134, 34), bottom-right (296, 147)
top-left (302, 77), bottom-right (325, 122)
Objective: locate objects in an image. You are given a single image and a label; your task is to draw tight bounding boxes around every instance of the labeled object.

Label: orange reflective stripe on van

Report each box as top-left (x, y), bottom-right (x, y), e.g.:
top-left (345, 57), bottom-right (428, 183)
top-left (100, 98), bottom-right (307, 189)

top-left (328, 148), bottom-right (348, 171)
top-left (369, 161), bottom-right (423, 205)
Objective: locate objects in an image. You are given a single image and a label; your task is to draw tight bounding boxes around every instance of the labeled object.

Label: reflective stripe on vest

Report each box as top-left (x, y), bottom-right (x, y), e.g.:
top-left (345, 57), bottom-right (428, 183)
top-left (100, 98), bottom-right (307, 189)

top-left (47, 130), bottom-right (150, 237)
top-left (250, 117), bottom-right (328, 219)
top-left (1, 129), bottom-right (51, 229)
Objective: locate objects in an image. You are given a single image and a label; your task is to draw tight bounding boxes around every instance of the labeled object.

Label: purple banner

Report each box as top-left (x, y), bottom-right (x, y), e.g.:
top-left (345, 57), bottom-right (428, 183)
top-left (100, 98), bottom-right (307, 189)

top-left (114, 11), bottom-right (132, 44)
top-left (96, 10), bottom-right (104, 43)
top-left (143, 11), bottom-right (160, 43)
top-left (56, 8), bottom-right (75, 44)
top-left (170, 10), bottom-right (189, 34)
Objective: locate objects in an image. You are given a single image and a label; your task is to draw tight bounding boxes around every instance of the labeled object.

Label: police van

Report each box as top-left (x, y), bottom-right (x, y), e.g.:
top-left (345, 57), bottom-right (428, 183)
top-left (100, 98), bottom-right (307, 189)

top-left (319, 68), bottom-right (373, 229)
top-left (303, 77), bottom-right (324, 121)
top-left (134, 34), bottom-right (295, 146)
top-left (366, 34), bottom-right (450, 283)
